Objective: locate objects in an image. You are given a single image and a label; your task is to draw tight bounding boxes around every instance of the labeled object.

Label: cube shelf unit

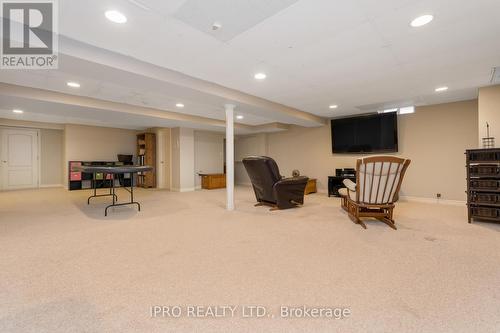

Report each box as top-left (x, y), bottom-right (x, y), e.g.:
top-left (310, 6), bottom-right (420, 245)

top-left (137, 132), bottom-right (156, 188)
top-left (466, 148), bottom-right (500, 223)
top-left (68, 161), bottom-right (132, 191)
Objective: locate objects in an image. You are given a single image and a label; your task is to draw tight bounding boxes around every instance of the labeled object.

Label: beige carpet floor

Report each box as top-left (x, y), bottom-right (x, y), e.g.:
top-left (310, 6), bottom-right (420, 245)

top-left (1, 187), bottom-right (499, 333)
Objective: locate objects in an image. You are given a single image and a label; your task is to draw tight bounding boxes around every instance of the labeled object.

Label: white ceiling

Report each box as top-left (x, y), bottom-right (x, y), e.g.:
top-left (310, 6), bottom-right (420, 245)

top-left (0, 94), bottom-right (287, 134)
top-left (1, 0), bottom-right (500, 129)
top-left (0, 54), bottom-right (276, 126)
top-left (174, 0), bottom-right (300, 42)
top-left (56, 0), bottom-right (500, 115)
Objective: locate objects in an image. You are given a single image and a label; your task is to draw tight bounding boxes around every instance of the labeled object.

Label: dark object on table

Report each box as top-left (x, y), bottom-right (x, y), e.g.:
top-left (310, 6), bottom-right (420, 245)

top-left (242, 156), bottom-right (308, 210)
top-left (466, 148), bottom-right (500, 224)
top-left (292, 169), bottom-right (300, 177)
top-left (73, 165), bottom-right (153, 216)
top-left (342, 168), bottom-right (356, 176)
top-left (335, 168), bottom-right (356, 178)
top-left (117, 154), bottom-right (133, 164)
top-left (338, 156), bottom-right (411, 230)
top-left (117, 155), bottom-right (134, 186)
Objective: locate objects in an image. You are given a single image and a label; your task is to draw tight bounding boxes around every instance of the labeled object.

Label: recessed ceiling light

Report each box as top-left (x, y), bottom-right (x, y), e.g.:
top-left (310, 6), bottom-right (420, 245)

top-left (105, 10), bottom-right (127, 24)
top-left (176, 103), bottom-right (184, 108)
top-left (435, 86), bottom-right (449, 92)
top-left (67, 81), bottom-right (80, 88)
top-left (254, 73), bottom-right (267, 80)
top-left (13, 109), bottom-right (24, 114)
top-left (329, 105), bottom-right (338, 109)
top-left (236, 115), bottom-right (244, 120)
top-left (410, 14), bottom-right (434, 27)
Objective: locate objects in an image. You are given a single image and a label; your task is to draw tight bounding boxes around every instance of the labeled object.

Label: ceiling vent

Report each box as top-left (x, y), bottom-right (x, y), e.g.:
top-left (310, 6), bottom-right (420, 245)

top-left (491, 67), bottom-right (500, 84)
top-left (174, 0), bottom-right (299, 42)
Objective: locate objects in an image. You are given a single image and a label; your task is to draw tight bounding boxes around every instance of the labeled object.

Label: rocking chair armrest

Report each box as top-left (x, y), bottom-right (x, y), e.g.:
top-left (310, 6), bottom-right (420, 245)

top-left (343, 179), bottom-right (357, 193)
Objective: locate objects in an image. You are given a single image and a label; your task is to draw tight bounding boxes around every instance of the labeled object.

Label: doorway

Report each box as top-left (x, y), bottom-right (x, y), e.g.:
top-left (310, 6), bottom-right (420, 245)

top-left (0, 128), bottom-right (40, 190)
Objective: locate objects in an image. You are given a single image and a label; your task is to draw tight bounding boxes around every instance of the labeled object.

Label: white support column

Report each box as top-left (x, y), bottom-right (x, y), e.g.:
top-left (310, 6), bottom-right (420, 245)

top-left (225, 104), bottom-right (235, 211)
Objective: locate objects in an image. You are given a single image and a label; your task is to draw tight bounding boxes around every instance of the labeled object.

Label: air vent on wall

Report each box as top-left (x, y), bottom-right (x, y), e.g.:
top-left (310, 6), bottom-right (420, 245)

top-left (491, 67), bottom-right (500, 84)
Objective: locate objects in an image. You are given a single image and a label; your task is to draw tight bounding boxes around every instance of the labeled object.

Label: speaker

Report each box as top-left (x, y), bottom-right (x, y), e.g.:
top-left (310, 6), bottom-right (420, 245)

top-left (335, 168), bottom-right (343, 176)
top-left (342, 168), bottom-right (356, 176)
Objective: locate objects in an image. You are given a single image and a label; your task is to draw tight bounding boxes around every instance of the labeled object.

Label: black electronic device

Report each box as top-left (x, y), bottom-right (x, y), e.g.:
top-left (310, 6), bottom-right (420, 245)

top-left (331, 113), bottom-right (398, 154)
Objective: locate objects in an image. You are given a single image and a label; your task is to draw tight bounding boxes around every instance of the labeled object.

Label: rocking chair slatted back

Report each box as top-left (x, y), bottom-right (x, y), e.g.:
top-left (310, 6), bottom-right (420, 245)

top-left (356, 156), bottom-right (410, 205)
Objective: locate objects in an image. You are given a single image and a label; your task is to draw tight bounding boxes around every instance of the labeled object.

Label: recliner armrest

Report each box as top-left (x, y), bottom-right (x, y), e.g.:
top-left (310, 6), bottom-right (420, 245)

top-left (273, 176), bottom-right (309, 209)
top-left (343, 179), bottom-right (357, 192)
top-left (276, 176), bottom-right (308, 186)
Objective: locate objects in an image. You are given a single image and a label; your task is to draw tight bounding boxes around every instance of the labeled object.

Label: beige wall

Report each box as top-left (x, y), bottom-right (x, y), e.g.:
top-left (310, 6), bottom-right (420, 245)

top-left (194, 131), bottom-right (224, 188)
top-left (40, 129), bottom-right (64, 186)
top-left (63, 124), bottom-right (137, 185)
top-left (478, 84), bottom-right (500, 146)
top-left (235, 133), bottom-right (268, 185)
top-left (171, 128), bottom-right (181, 191)
top-left (236, 100), bottom-right (478, 201)
top-left (397, 100), bottom-right (478, 200)
top-left (170, 127), bottom-right (195, 192)
top-left (64, 124), bottom-right (137, 161)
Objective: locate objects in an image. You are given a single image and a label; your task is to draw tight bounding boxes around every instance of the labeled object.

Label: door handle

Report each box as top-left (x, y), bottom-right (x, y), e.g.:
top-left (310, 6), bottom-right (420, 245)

top-left (2, 160), bottom-right (6, 163)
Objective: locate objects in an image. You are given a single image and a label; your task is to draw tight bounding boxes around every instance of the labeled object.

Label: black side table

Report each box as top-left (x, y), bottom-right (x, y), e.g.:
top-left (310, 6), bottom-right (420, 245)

top-left (328, 176), bottom-right (356, 197)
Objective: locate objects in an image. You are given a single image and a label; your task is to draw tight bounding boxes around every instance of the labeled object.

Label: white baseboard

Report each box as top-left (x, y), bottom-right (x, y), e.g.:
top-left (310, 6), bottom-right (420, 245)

top-left (399, 196), bottom-right (465, 206)
top-left (180, 182), bottom-right (465, 206)
top-left (39, 184), bottom-right (64, 188)
top-left (171, 187), bottom-right (196, 192)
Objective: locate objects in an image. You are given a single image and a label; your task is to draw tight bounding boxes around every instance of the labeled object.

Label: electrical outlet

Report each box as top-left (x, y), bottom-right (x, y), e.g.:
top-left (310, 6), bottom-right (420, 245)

top-left (436, 193), bottom-right (442, 198)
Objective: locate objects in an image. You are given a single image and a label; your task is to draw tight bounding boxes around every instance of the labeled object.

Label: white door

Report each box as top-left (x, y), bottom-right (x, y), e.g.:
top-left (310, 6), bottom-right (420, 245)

top-left (0, 128), bottom-right (39, 190)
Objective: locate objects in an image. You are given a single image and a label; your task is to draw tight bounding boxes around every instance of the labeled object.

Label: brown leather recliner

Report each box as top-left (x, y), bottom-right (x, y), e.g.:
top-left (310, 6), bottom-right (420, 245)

top-left (242, 156), bottom-right (309, 210)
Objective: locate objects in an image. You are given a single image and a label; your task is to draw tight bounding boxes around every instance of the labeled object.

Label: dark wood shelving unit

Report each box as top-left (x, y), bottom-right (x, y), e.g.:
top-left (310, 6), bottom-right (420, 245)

top-left (466, 148), bottom-right (500, 224)
top-left (137, 132), bottom-right (156, 188)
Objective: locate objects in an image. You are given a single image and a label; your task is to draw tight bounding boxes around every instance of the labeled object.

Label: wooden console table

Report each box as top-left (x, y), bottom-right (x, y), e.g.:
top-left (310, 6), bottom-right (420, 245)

top-left (199, 173), bottom-right (226, 189)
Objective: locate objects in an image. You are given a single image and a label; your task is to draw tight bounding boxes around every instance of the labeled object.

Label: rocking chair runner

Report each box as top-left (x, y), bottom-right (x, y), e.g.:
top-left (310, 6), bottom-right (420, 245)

top-left (339, 156), bottom-right (411, 230)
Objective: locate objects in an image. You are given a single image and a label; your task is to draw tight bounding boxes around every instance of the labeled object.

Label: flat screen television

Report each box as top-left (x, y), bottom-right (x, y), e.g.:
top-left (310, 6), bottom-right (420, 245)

top-left (331, 113), bottom-right (398, 154)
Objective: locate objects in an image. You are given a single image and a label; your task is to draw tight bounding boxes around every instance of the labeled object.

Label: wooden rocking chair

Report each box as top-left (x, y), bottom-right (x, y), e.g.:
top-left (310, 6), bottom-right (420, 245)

top-left (339, 156), bottom-right (411, 230)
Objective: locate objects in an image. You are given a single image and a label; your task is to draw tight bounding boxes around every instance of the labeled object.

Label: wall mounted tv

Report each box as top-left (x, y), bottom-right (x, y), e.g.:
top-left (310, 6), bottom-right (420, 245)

top-left (331, 113), bottom-right (398, 154)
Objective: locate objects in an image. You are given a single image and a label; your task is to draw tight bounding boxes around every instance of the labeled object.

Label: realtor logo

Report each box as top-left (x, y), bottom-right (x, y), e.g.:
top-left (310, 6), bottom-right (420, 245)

top-left (1, 0), bottom-right (58, 69)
